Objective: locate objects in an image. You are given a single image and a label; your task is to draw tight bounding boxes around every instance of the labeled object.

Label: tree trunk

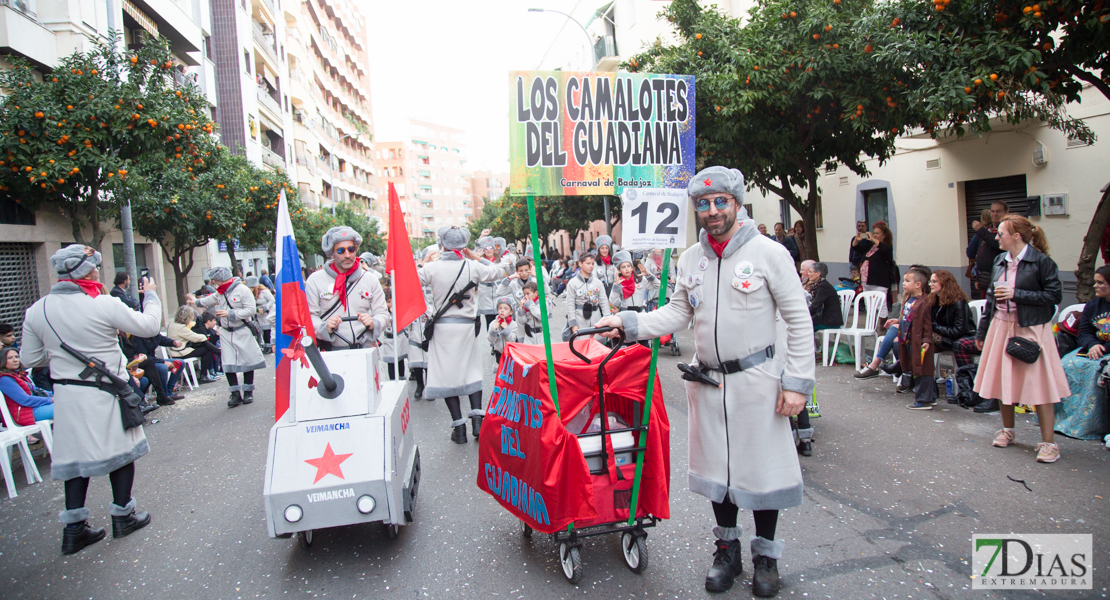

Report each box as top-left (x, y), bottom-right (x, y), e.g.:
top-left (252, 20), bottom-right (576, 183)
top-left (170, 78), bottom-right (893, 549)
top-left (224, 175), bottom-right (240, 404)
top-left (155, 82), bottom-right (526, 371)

top-left (801, 181), bottom-right (821, 262)
top-left (227, 242), bottom-right (240, 277)
top-left (1074, 185), bottom-right (1110, 303)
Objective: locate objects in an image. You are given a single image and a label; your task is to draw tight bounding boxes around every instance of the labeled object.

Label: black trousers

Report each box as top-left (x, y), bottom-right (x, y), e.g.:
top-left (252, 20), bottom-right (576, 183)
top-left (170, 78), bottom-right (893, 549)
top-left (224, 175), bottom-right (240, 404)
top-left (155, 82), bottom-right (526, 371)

top-left (386, 358), bottom-right (406, 380)
top-left (713, 499), bottom-right (778, 540)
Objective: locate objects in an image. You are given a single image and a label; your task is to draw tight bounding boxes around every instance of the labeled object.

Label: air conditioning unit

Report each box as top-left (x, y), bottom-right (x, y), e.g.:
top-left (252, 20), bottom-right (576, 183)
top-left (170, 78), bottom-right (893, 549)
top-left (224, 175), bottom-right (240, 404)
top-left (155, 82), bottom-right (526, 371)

top-left (1043, 193), bottom-right (1068, 216)
top-left (1032, 145), bottom-right (1048, 167)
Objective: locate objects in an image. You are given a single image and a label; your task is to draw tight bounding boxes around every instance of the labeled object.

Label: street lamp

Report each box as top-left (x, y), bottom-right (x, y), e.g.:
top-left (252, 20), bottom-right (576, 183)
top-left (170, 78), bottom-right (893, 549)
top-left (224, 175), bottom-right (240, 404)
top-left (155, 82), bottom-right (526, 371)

top-left (527, 8), bottom-right (611, 234)
top-left (328, 132), bottom-right (360, 215)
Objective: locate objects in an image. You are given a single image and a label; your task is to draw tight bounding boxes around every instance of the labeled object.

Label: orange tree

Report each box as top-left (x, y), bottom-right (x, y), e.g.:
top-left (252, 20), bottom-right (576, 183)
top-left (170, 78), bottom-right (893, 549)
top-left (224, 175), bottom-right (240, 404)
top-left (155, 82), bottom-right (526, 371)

top-left (0, 37), bottom-right (215, 251)
top-left (479, 193), bottom-right (615, 251)
top-left (226, 166), bottom-right (299, 270)
top-left (131, 142), bottom-right (254, 304)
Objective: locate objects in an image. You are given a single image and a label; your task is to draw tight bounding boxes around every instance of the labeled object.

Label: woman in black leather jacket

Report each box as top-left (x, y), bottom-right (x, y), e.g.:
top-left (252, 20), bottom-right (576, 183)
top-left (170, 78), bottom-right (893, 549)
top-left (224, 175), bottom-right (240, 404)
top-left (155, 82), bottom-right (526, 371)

top-left (973, 215), bottom-right (1069, 464)
top-left (928, 270), bottom-right (975, 352)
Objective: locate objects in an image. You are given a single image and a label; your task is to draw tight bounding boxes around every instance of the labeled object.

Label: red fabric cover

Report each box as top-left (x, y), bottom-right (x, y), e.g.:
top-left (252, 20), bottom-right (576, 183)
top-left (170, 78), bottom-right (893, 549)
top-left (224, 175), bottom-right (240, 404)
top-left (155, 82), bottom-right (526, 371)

top-left (0, 372), bottom-right (36, 427)
top-left (329, 262), bottom-right (360, 311)
top-left (384, 182), bottom-right (428, 330)
top-left (477, 339), bottom-right (670, 534)
top-left (60, 278), bottom-right (103, 298)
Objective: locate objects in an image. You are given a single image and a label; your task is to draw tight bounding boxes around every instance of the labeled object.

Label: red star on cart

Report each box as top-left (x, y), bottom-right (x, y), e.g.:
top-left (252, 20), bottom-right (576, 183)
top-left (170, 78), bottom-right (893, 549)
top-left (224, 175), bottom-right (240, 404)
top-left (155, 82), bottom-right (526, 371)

top-left (305, 443), bottom-right (353, 484)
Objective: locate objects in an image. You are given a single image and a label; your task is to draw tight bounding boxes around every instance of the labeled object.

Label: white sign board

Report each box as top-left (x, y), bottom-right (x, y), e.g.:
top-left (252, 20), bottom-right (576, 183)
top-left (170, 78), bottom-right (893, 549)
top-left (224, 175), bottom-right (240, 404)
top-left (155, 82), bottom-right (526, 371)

top-left (620, 188), bottom-right (688, 249)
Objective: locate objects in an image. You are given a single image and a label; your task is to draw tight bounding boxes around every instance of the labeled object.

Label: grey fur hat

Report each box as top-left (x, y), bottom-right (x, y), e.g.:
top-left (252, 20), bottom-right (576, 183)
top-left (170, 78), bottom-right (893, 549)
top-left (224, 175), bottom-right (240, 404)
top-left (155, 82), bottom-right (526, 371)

top-left (245, 276), bottom-right (260, 288)
top-left (494, 237), bottom-right (506, 250)
top-left (687, 166), bottom-right (748, 216)
top-left (321, 226), bottom-right (362, 255)
top-left (595, 235), bottom-right (613, 249)
top-left (613, 250), bottom-right (633, 267)
top-left (208, 266), bottom-right (233, 282)
top-left (360, 252), bottom-right (379, 267)
top-left (477, 236), bottom-right (495, 250)
top-left (439, 226), bottom-right (470, 250)
top-left (51, 244), bottom-right (101, 279)
top-left (524, 244), bottom-right (534, 257)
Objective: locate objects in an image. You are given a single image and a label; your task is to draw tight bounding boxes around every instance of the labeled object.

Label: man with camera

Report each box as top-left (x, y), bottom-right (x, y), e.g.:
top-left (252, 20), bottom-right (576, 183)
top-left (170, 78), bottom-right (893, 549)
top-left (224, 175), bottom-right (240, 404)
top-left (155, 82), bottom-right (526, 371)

top-left (196, 266), bottom-right (265, 407)
top-left (305, 226), bottom-right (389, 352)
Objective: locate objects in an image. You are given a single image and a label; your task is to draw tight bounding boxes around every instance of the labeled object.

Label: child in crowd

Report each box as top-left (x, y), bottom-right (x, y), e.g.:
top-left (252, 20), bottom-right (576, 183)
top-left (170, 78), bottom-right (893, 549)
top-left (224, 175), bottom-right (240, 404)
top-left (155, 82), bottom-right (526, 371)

top-left (495, 259), bottom-right (534, 311)
top-left (609, 251), bottom-right (659, 313)
top-left (900, 269), bottom-right (937, 410)
top-left (518, 281), bottom-right (543, 345)
top-left (488, 297), bottom-right (514, 365)
top-left (379, 287), bottom-right (408, 380)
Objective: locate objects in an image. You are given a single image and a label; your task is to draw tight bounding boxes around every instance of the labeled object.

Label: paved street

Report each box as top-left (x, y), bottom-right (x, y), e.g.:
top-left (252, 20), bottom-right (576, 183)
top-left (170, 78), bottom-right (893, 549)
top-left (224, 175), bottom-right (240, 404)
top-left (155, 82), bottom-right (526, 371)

top-left (2, 305), bottom-right (1109, 599)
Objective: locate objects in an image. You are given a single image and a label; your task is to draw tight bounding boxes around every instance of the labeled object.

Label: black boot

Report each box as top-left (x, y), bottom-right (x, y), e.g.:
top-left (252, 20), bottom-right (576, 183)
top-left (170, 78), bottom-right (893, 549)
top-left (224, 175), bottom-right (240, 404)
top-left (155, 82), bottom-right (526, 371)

top-left (228, 391), bottom-right (243, 408)
top-left (156, 394), bottom-right (176, 406)
top-left (797, 440), bottom-right (812, 457)
top-left (705, 539), bottom-right (743, 593)
top-left (450, 424), bottom-right (468, 444)
top-left (242, 390), bottom-right (254, 404)
top-left (471, 415), bottom-right (483, 440)
top-left (752, 555), bottom-right (780, 597)
top-left (112, 510), bottom-right (151, 538)
top-left (973, 398), bottom-right (1000, 413)
top-left (140, 402), bottom-right (160, 414)
top-left (61, 522), bottom-right (106, 555)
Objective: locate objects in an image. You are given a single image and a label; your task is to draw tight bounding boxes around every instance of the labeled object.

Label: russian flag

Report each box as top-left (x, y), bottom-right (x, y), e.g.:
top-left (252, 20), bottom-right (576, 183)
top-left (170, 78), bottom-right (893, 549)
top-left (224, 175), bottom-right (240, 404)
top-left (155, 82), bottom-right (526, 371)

top-left (274, 189), bottom-right (315, 421)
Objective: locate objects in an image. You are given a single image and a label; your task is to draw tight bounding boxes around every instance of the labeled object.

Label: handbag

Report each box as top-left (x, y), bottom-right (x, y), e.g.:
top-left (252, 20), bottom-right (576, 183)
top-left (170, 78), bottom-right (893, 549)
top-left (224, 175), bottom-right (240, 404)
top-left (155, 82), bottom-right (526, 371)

top-left (1005, 322), bottom-right (1042, 364)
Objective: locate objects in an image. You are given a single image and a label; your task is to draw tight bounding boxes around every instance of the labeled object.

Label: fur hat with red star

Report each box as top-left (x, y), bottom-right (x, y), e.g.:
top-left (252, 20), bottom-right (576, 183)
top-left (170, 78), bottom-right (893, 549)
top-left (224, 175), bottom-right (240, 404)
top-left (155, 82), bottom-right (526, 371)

top-left (687, 166), bottom-right (746, 208)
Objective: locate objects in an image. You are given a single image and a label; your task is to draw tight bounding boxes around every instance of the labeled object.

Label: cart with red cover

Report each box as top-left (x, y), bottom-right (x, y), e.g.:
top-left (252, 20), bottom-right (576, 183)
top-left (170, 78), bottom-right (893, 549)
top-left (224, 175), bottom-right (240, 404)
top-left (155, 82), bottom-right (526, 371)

top-left (477, 326), bottom-right (670, 584)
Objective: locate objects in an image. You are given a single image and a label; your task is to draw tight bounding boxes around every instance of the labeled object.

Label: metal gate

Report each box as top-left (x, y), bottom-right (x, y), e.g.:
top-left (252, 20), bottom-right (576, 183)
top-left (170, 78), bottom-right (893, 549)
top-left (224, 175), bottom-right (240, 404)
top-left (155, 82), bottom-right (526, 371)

top-left (965, 174), bottom-right (1028, 240)
top-left (0, 242), bottom-right (40, 342)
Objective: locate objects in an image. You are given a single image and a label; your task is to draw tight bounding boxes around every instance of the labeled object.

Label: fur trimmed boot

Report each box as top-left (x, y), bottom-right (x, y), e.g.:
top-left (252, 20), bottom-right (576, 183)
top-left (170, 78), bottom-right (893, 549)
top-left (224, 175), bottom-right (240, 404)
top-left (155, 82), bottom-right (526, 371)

top-left (705, 527), bottom-right (743, 593)
top-left (227, 389), bottom-right (243, 408)
top-left (110, 499), bottom-right (151, 538)
top-left (450, 418), bottom-right (468, 444)
top-left (751, 536), bottom-right (785, 597)
top-left (242, 390), bottom-right (254, 404)
top-left (60, 508), bottom-right (105, 555)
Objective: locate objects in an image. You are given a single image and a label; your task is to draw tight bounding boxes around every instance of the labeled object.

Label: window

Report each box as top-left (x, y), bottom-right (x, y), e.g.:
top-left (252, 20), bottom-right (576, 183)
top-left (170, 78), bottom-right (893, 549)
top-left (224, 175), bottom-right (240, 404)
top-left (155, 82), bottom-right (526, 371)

top-left (864, 189), bottom-right (888, 229)
top-left (0, 197), bottom-right (35, 225)
top-left (244, 50), bottom-right (251, 73)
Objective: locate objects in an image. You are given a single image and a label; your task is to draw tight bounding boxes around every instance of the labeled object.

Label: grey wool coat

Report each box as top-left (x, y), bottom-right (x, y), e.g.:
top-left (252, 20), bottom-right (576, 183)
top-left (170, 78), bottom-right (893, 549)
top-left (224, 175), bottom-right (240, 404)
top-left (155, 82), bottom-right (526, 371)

top-left (618, 224), bottom-right (816, 511)
top-left (196, 279), bottom-right (266, 373)
top-left (418, 255), bottom-right (503, 398)
top-left (20, 283), bottom-right (163, 480)
top-left (305, 261), bottom-right (389, 350)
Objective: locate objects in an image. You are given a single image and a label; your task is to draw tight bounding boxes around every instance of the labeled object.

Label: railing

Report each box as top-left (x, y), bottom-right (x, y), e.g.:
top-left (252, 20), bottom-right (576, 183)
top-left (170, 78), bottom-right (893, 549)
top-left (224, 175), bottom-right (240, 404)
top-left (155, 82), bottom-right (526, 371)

top-left (261, 146), bottom-right (285, 168)
top-left (594, 35), bottom-right (617, 64)
top-left (252, 21), bottom-right (280, 65)
top-left (1, 0), bottom-right (36, 18)
top-left (256, 86), bottom-right (282, 116)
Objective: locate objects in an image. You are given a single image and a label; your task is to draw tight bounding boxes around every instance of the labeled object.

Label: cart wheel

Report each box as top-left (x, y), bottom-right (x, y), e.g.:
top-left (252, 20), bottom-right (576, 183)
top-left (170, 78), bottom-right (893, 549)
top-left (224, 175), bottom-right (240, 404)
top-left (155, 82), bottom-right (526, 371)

top-left (559, 543), bottom-right (584, 584)
top-left (672, 345), bottom-right (681, 356)
top-left (520, 520), bottom-right (533, 539)
top-left (297, 530), bottom-right (313, 549)
top-left (385, 523), bottom-right (400, 540)
top-left (621, 532), bottom-right (648, 573)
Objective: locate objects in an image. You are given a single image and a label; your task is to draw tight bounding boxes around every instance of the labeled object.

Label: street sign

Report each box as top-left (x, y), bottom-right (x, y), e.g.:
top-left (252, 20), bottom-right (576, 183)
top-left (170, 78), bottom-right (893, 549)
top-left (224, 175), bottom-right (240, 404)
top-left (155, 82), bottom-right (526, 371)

top-left (620, 188), bottom-right (688, 249)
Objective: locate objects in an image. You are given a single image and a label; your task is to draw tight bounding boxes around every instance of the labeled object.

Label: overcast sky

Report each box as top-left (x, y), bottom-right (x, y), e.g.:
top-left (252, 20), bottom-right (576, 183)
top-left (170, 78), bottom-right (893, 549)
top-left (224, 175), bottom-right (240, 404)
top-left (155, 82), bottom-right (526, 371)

top-left (365, 0), bottom-right (613, 173)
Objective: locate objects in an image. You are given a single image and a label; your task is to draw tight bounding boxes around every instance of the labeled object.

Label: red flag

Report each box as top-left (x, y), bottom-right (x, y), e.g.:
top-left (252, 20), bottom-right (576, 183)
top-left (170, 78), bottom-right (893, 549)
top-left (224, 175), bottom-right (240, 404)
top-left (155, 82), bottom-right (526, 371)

top-left (384, 182), bottom-right (427, 330)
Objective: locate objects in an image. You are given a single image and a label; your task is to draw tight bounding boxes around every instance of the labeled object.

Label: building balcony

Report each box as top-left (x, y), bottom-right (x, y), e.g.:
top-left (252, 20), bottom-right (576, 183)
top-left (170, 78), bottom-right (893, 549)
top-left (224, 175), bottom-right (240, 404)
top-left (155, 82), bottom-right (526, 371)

top-left (0, 2), bottom-right (56, 69)
top-left (256, 86), bottom-right (282, 119)
top-left (261, 146), bottom-right (285, 168)
top-left (252, 21), bottom-right (280, 68)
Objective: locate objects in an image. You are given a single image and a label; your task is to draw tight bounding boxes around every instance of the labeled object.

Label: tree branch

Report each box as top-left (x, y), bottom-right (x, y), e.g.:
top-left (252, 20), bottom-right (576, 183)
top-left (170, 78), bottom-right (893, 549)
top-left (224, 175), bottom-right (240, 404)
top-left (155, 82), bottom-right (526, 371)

top-left (1061, 64), bottom-right (1110, 104)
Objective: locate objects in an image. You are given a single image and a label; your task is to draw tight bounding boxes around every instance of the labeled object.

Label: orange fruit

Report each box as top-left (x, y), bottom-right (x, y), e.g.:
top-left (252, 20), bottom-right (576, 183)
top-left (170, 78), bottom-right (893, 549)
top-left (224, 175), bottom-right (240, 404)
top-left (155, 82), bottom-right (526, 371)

top-left (864, 44), bottom-right (874, 53)
top-left (990, 73), bottom-right (998, 81)
top-left (696, 33), bottom-right (703, 39)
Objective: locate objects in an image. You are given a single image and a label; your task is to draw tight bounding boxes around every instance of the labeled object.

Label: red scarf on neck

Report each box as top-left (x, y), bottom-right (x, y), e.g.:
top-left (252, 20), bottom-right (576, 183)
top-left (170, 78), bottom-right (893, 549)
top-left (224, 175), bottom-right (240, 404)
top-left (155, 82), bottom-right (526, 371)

top-left (450, 249), bottom-right (465, 259)
top-left (61, 278), bottom-right (103, 298)
top-left (216, 279), bottom-right (236, 294)
top-left (620, 276), bottom-right (636, 299)
top-left (498, 314), bottom-right (513, 326)
top-left (599, 254), bottom-right (611, 266)
top-left (707, 235), bottom-right (729, 258)
top-left (330, 262), bottom-right (360, 310)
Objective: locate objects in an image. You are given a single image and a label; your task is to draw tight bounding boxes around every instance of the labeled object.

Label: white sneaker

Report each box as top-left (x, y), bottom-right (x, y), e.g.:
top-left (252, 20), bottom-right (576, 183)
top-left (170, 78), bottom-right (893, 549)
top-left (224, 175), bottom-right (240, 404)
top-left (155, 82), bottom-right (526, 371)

top-left (1104, 434), bottom-right (1109, 450)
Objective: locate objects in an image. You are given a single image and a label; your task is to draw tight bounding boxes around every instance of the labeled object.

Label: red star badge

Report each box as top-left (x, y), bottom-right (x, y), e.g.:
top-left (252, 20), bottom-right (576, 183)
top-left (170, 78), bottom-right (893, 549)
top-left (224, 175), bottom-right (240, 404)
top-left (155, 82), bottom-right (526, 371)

top-left (703, 178), bottom-right (713, 186)
top-left (305, 443), bottom-right (353, 484)
top-left (742, 281), bottom-right (751, 289)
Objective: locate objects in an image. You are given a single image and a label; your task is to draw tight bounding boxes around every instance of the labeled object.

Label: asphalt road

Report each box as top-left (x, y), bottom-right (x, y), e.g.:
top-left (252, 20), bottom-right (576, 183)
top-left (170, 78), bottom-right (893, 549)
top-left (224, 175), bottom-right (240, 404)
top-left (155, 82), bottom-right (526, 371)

top-left (2, 303), bottom-right (1109, 599)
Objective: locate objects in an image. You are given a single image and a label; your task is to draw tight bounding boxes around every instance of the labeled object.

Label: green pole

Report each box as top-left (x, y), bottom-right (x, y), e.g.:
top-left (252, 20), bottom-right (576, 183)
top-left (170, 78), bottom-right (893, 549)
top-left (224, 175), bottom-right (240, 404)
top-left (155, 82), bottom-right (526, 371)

top-left (526, 195), bottom-right (561, 417)
top-left (626, 249), bottom-right (671, 526)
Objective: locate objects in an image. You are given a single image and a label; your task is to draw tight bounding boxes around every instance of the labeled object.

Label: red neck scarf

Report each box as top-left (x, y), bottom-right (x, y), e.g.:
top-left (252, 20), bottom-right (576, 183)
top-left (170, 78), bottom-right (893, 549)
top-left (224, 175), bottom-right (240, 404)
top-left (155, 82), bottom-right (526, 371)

top-left (599, 254), bottom-right (611, 266)
top-left (61, 278), bottom-right (103, 298)
top-left (653, 254), bottom-right (663, 270)
top-left (707, 235), bottom-right (729, 258)
top-left (216, 279), bottom-right (236, 294)
top-left (620, 276), bottom-right (636, 299)
top-left (330, 262), bottom-right (360, 310)
top-left (450, 250), bottom-right (465, 259)
top-left (499, 314), bottom-right (513, 325)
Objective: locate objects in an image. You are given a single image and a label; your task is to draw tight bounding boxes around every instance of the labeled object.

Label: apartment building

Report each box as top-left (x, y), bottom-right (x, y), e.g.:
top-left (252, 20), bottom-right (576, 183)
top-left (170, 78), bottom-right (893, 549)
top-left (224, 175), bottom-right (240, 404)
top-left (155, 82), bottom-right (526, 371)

top-left (377, 119), bottom-right (475, 240)
top-left (285, 0), bottom-right (376, 214)
top-left (0, 0), bottom-right (217, 332)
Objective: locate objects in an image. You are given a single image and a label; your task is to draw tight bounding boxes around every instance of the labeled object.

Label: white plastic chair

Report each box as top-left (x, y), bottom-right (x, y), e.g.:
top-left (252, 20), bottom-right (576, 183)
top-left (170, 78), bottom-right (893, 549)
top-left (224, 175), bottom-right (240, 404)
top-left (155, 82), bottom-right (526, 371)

top-left (819, 290), bottom-right (856, 366)
top-left (0, 398), bottom-right (52, 457)
top-left (830, 291), bottom-right (887, 370)
top-left (968, 299), bottom-right (987, 330)
top-left (159, 346), bottom-right (199, 390)
top-left (0, 425), bottom-right (43, 498)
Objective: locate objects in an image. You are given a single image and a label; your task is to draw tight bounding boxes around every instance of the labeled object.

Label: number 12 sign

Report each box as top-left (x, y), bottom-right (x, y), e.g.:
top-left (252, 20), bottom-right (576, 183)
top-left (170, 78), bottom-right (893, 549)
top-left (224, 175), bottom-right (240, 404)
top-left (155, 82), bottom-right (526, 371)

top-left (620, 188), bottom-right (688, 249)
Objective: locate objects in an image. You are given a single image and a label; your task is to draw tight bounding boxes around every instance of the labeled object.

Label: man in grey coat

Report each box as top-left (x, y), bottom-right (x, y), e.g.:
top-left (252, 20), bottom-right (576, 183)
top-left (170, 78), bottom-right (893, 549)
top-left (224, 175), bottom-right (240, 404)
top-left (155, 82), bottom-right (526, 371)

top-left (305, 227), bottom-right (389, 352)
top-left (21, 245), bottom-right (161, 555)
top-left (197, 266), bottom-right (266, 407)
top-left (597, 166), bottom-right (815, 598)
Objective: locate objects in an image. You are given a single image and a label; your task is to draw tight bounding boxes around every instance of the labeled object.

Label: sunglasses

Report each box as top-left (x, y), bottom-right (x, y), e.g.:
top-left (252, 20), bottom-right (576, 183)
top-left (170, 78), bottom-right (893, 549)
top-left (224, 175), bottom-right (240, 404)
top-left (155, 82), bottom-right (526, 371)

top-left (334, 245), bottom-right (358, 255)
top-left (694, 196), bottom-right (734, 212)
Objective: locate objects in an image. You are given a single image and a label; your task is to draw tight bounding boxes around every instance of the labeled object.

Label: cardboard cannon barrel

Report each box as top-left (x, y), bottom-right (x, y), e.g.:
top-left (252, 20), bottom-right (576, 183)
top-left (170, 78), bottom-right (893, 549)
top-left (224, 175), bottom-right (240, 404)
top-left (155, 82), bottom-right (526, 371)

top-left (477, 339), bottom-right (670, 534)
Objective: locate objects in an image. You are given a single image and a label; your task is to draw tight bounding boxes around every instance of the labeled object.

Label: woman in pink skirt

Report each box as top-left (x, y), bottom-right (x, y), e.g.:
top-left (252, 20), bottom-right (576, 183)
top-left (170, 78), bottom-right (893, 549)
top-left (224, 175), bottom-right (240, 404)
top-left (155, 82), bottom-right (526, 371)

top-left (974, 215), bottom-right (1069, 463)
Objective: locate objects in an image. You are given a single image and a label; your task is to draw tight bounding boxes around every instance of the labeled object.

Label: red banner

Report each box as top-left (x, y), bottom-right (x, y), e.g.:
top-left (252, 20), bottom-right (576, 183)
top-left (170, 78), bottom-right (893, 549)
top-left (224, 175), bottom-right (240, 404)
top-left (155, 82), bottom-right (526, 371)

top-left (477, 340), bottom-right (670, 534)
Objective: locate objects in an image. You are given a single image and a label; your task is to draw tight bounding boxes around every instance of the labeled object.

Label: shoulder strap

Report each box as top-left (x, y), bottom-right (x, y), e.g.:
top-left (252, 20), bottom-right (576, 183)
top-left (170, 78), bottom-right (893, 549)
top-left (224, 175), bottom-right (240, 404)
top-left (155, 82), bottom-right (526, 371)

top-left (433, 261), bottom-right (468, 314)
top-left (320, 271), bottom-right (362, 320)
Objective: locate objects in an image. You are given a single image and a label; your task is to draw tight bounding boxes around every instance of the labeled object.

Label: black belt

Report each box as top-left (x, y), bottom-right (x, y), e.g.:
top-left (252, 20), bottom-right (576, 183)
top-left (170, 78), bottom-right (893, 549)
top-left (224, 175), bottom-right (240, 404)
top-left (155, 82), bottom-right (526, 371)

top-left (53, 378), bottom-right (104, 388)
top-left (226, 324), bottom-right (248, 332)
top-left (703, 345), bottom-right (775, 374)
top-left (524, 323), bottom-right (536, 337)
top-left (385, 332), bottom-right (394, 339)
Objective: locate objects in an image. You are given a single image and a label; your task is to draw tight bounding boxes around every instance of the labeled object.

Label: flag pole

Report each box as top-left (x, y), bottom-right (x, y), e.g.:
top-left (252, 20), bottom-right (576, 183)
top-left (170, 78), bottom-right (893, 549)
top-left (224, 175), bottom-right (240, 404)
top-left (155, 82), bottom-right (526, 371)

top-left (391, 275), bottom-right (399, 381)
top-left (526, 195), bottom-right (560, 417)
top-left (627, 249), bottom-right (670, 526)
